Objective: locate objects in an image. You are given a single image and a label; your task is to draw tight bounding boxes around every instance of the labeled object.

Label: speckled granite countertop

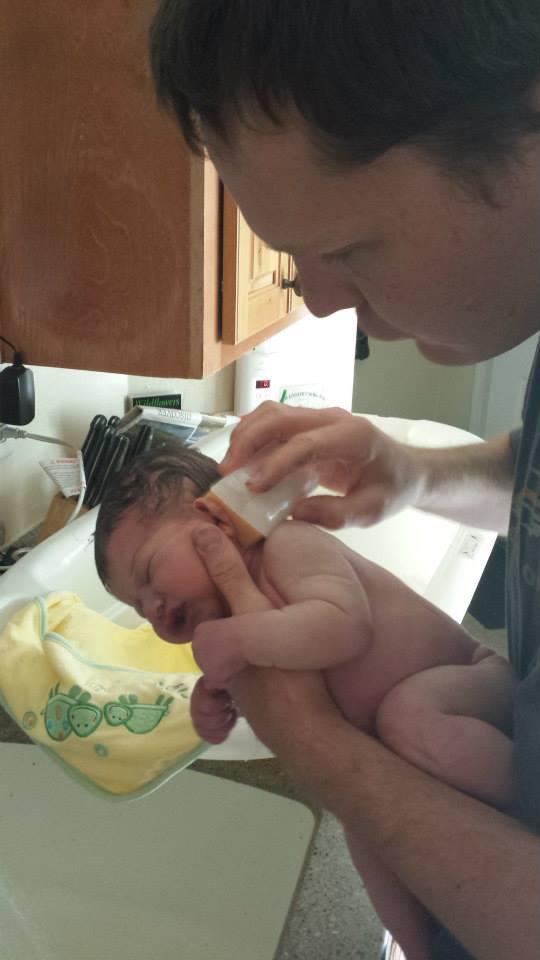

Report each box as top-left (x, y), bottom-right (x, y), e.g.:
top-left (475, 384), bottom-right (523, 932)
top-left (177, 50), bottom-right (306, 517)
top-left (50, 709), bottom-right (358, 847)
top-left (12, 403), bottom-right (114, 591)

top-left (0, 705), bottom-right (32, 744)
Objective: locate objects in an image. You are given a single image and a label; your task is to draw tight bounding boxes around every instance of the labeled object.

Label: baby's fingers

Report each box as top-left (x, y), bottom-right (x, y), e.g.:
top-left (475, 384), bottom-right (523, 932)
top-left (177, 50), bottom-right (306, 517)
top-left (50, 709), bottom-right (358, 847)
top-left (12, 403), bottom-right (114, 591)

top-left (190, 677), bottom-right (237, 744)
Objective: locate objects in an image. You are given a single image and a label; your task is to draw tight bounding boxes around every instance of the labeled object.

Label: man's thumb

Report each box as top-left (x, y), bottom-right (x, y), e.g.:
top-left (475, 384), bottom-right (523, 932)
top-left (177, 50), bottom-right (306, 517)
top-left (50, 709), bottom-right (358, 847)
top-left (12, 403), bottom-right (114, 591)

top-left (192, 525), bottom-right (272, 615)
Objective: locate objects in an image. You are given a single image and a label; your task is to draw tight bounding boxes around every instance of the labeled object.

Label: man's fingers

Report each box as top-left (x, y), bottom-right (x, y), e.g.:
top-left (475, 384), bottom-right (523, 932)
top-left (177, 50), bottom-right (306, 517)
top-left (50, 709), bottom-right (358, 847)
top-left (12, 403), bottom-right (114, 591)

top-left (293, 489), bottom-right (387, 529)
top-left (226, 417), bottom-right (376, 493)
top-left (192, 526), bottom-right (273, 615)
top-left (221, 403), bottom-right (350, 478)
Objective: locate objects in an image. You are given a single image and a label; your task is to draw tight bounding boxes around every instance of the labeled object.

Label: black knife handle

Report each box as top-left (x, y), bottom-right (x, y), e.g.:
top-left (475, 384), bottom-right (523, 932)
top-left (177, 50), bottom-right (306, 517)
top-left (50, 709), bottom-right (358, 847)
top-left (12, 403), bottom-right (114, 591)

top-left (83, 422), bottom-right (108, 491)
top-left (84, 426), bottom-right (116, 506)
top-left (88, 434), bottom-right (130, 507)
top-left (132, 424), bottom-right (154, 456)
top-left (81, 414), bottom-right (107, 462)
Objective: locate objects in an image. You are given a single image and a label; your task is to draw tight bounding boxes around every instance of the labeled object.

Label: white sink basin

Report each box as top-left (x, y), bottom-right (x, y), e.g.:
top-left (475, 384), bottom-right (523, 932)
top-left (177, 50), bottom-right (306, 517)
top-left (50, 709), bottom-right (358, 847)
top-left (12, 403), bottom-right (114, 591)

top-left (0, 414), bottom-right (496, 761)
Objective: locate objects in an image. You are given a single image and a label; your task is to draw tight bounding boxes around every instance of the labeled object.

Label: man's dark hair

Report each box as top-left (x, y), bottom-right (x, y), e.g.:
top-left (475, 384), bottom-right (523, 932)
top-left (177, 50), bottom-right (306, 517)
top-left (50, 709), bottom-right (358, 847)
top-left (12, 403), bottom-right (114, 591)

top-left (150, 0), bottom-right (540, 190)
top-left (94, 443), bottom-right (220, 584)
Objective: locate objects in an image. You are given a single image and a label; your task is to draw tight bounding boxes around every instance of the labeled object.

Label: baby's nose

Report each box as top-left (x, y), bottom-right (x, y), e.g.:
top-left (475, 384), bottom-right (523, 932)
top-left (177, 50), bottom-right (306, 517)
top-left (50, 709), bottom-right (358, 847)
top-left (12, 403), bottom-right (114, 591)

top-left (140, 594), bottom-right (164, 625)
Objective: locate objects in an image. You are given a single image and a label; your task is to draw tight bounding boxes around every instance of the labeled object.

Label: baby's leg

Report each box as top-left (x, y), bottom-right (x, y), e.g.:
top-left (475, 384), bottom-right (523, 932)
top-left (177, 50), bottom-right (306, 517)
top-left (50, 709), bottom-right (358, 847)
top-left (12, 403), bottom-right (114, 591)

top-left (344, 828), bottom-right (436, 960)
top-left (376, 652), bottom-right (517, 810)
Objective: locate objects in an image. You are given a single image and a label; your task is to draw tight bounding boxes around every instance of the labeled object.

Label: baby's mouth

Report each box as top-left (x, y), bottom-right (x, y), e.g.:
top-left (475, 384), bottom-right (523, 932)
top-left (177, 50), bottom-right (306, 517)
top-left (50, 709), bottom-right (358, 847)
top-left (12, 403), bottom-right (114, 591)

top-left (162, 602), bottom-right (187, 642)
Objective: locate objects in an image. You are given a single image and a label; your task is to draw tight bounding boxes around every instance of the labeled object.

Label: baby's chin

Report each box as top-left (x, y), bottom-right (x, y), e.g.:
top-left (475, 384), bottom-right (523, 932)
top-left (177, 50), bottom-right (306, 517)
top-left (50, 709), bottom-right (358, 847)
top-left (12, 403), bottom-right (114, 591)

top-left (159, 631), bottom-right (190, 646)
top-left (158, 597), bottom-right (225, 645)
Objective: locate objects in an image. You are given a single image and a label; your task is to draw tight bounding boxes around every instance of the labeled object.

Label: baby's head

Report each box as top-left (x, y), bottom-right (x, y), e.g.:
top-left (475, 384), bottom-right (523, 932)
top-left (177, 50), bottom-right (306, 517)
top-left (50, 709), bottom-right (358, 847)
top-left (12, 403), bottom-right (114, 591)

top-left (95, 444), bottom-right (241, 644)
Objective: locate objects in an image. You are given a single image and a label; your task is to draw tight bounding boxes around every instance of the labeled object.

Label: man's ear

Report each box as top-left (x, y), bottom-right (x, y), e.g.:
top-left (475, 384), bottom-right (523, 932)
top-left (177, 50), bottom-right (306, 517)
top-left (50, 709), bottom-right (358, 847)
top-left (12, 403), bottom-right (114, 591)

top-left (194, 495), bottom-right (236, 539)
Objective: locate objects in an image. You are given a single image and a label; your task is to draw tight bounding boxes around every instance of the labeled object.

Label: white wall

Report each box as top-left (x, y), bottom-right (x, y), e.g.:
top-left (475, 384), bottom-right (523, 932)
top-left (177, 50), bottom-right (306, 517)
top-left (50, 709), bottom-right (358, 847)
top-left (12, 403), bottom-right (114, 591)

top-left (234, 310), bottom-right (357, 415)
top-left (352, 339), bottom-right (476, 430)
top-left (0, 364), bottom-right (234, 545)
top-left (470, 334), bottom-right (538, 439)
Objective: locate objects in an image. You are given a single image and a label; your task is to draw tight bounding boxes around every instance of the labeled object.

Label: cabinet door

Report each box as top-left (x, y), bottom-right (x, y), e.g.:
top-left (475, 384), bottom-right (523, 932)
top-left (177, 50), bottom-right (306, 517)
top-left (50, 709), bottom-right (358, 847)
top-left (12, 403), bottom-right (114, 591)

top-left (0, 0), bottom-right (217, 379)
top-left (222, 191), bottom-right (291, 345)
top-left (0, 3), bottom-right (305, 379)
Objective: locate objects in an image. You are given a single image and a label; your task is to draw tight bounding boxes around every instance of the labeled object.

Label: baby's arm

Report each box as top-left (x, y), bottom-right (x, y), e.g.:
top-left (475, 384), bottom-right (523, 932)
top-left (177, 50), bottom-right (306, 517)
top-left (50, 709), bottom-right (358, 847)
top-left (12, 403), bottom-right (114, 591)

top-left (192, 521), bottom-right (373, 687)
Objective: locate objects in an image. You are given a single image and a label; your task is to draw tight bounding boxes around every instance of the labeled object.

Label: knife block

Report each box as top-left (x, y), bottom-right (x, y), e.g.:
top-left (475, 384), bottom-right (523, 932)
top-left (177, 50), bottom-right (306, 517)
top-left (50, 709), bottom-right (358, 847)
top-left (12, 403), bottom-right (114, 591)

top-left (38, 493), bottom-right (89, 543)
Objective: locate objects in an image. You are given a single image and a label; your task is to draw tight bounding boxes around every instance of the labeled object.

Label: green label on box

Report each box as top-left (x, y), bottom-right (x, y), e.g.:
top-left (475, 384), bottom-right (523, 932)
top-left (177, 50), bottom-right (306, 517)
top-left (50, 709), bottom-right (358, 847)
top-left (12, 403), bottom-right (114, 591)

top-left (128, 394), bottom-right (182, 410)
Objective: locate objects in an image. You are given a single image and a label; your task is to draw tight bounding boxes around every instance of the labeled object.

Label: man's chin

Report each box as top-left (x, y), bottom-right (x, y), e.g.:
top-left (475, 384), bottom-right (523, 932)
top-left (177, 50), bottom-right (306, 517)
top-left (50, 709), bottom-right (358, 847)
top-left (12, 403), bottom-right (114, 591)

top-left (415, 339), bottom-right (471, 365)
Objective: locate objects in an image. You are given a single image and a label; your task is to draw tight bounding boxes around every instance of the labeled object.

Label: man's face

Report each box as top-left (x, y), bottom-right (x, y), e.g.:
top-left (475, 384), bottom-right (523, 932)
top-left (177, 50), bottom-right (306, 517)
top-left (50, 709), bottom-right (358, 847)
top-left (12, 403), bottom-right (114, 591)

top-left (206, 116), bottom-right (540, 365)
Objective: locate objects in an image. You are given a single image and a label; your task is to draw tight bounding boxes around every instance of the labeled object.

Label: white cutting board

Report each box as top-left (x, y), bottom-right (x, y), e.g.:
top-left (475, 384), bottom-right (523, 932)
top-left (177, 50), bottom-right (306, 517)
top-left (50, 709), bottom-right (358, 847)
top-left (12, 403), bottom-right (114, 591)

top-left (0, 745), bottom-right (315, 960)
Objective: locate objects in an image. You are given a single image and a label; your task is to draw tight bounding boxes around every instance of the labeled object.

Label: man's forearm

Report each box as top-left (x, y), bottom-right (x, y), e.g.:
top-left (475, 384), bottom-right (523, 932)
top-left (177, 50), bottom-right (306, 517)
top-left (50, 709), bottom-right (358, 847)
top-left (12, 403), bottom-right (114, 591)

top-left (278, 703), bottom-right (537, 959)
top-left (230, 668), bottom-right (539, 960)
top-left (412, 432), bottom-right (515, 535)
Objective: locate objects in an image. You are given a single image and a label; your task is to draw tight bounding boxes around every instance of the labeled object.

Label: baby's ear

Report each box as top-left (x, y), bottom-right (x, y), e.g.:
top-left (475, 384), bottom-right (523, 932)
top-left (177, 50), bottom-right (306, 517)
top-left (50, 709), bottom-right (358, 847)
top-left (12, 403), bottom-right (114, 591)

top-left (193, 495), bottom-right (236, 539)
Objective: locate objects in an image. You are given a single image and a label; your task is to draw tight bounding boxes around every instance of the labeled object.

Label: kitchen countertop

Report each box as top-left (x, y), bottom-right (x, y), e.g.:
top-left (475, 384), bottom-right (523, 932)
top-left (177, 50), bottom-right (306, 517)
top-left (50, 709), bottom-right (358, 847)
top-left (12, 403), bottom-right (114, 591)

top-left (0, 705), bottom-right (382, 958)
top-left (0, 520), bottom-right (382, 957)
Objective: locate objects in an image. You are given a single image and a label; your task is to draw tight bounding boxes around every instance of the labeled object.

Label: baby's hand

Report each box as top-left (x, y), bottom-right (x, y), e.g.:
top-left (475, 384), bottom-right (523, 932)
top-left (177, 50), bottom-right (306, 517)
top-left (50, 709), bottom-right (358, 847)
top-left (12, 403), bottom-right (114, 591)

top-left (190, 676), bottom-right (237, 744)
top-left (192, 621), bottom-right (249, 687)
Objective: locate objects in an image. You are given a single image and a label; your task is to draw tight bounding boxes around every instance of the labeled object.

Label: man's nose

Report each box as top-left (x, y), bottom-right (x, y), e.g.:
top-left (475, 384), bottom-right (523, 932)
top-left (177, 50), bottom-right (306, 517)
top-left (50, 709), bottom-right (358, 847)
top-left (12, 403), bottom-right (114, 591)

top-left (295, 258), bottom-right (357, 318)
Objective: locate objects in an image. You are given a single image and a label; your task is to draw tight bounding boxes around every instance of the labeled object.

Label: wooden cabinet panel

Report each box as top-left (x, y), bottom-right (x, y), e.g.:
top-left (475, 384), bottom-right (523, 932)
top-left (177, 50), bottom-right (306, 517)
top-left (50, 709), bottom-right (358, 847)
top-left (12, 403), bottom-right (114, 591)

top-left (222, 191), bottom-right (291, 345)
top-left (0, 2), bottom-right (303, 379)
top-left (0, 0), bottom-right (207, 376)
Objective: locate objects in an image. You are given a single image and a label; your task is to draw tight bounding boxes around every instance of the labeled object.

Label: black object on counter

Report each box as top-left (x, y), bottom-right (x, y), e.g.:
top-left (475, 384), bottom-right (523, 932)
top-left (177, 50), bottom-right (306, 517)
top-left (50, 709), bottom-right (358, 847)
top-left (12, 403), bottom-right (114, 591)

top-left (87, 433), bottom-right (130, 508)
top-left (0, 351), bottom-right (35, 425)
top-left (81, 415), bottom-right (107, 471)
top-left (84, 426), bottom-right (116, 506)
top-left (132, 424), bottom-right (154, 456)
top-left (83, 421), bottom-right (109, 500)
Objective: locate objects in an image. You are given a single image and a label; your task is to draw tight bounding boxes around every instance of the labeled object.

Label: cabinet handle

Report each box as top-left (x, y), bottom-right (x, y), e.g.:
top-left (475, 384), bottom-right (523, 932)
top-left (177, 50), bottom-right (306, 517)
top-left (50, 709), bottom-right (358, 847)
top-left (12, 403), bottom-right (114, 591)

top-left (281, 275), bottom-right (302, 296)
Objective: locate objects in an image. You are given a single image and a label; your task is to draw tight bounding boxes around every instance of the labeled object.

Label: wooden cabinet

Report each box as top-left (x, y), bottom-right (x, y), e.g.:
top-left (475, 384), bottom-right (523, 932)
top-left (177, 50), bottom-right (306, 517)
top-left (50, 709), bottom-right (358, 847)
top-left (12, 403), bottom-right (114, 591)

top-left (222, 191), bottom-right (300, 345)
top-left (0, 1), bottom-right (303, 380)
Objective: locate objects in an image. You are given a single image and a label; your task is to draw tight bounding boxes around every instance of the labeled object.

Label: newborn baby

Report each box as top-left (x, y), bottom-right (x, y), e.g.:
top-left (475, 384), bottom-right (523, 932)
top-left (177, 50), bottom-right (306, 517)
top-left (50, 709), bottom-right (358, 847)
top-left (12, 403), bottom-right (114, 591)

top-left (95, 443), bottom-right (515, 960)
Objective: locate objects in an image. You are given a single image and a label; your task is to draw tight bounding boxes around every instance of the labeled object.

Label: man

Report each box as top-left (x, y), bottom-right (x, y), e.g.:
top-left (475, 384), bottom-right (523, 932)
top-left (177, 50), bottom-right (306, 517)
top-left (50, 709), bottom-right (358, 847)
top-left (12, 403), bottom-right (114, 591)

top-left (150, 3), bottom-right (540, 958)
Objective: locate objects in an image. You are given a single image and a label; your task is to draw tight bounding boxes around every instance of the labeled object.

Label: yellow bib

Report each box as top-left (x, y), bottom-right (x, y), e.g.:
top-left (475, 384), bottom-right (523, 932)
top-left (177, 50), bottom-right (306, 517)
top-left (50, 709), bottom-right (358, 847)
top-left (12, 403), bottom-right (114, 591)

top-left (0, 592), bottom-right (207, 798)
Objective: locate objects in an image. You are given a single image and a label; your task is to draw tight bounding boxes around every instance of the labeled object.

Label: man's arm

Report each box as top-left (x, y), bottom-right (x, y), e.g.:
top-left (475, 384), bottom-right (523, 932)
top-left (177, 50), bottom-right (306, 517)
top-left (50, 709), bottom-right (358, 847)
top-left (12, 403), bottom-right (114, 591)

top-left (232, 668), bottom-right (539, 960)
top-left (414, 432), bottom-right (515, 534)
top-left (193, 526), bottom-right (540, 960)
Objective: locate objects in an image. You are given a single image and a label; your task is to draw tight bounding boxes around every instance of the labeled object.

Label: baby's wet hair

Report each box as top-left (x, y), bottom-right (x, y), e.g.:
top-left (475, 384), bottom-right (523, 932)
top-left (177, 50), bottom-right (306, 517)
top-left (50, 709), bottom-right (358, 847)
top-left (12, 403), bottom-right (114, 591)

top-left (94, 442), bottom-right (220, 584)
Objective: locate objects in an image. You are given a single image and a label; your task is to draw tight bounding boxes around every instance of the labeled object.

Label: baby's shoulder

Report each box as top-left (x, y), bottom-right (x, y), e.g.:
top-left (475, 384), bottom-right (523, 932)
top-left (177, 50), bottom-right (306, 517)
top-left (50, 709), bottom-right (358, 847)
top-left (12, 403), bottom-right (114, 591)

top-left (264, 518), bottom-right (333, 551)
top-left (262, 519), bottom-right (351, 572)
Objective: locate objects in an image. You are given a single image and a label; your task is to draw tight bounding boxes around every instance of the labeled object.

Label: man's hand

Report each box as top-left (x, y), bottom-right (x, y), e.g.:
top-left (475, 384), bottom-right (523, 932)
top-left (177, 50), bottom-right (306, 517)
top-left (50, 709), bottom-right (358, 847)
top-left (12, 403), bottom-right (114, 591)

top-left (190, 525), bottom-right (274, 688)
top-left (220, 403), bottom-right (422, 529)
top-left (192, 623), bottom-right (249, 688)
top-left (220, 403), bottom-right (515, 535)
